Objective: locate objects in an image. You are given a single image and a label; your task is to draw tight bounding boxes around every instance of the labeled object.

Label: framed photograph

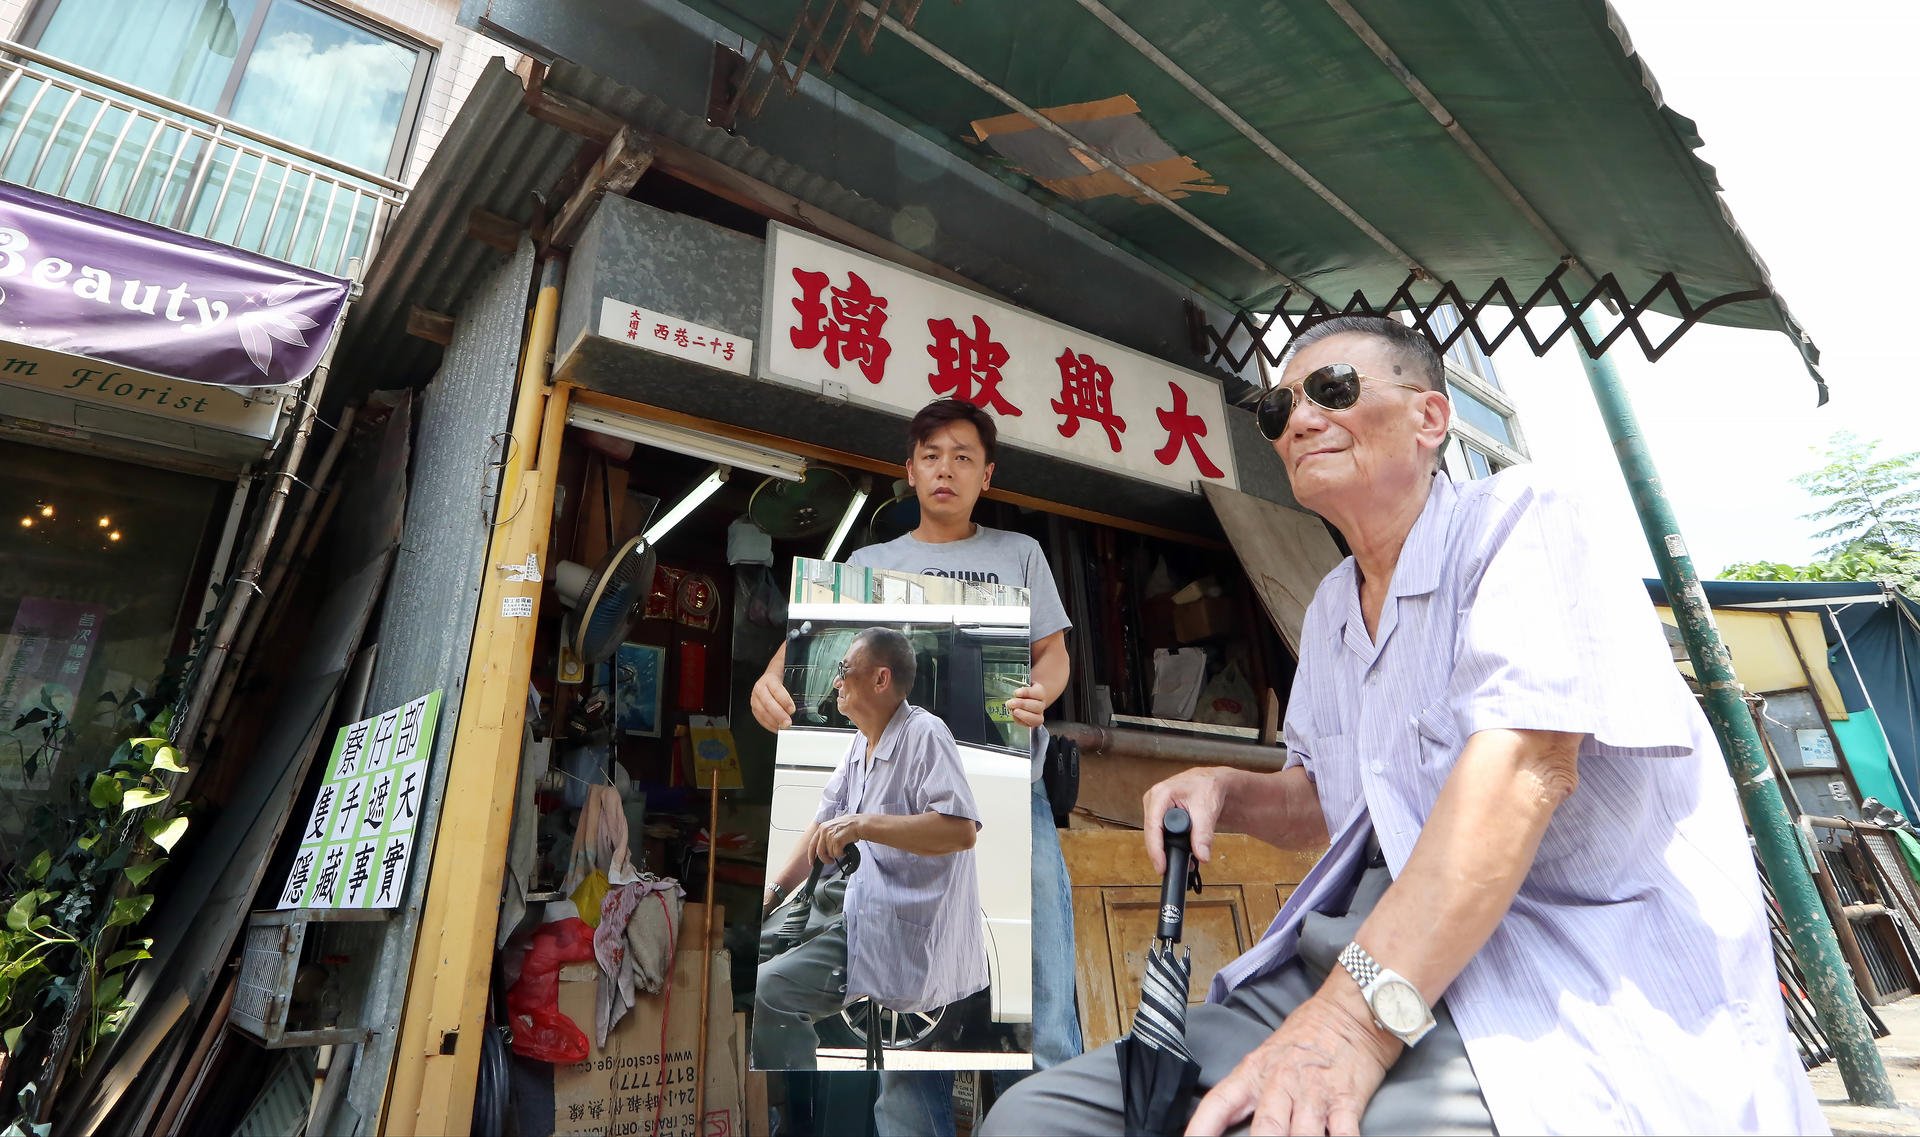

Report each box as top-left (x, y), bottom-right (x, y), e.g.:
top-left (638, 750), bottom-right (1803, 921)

top-left (615, 642), bottom-right (666, 738)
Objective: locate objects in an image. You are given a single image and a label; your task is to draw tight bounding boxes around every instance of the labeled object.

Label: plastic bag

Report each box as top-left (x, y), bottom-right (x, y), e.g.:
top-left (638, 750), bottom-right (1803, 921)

top-left (569, 869), bottom-right (610, 929)
top-left (1194, 659), bottom-right (1260, 728)
top-left (506, 916), bottom-right (597, 1063)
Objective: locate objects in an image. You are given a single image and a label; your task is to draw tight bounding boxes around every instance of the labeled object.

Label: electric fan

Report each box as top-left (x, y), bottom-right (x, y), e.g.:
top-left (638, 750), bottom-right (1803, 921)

top-left (747, 465), bottom-right (855, 540)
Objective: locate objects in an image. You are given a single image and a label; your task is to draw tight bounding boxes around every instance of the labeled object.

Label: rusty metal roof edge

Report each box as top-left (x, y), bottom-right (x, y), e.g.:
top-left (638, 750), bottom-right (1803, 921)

top-left (338, 45), bottom-right (1259, 392)
top-left (538, 57), bottom-right (1253, 387)
top-left (334, 62), bottom-right (581, 387)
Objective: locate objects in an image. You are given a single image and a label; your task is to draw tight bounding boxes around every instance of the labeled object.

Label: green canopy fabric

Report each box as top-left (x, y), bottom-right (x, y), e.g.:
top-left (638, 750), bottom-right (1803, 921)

top-left (699, 0), bottom-right (1821, 392)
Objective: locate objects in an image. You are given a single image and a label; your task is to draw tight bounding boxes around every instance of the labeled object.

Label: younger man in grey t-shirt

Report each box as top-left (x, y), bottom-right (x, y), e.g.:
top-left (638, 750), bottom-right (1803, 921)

top-left (848, 525), bottom-right (1071, 782)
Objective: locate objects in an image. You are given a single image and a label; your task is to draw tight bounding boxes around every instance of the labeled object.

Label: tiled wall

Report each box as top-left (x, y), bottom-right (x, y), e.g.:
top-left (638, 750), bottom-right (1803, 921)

top-left (0, 2), bottom-right (29, 42)
top-left (0, 0), bottom-right (518, 184)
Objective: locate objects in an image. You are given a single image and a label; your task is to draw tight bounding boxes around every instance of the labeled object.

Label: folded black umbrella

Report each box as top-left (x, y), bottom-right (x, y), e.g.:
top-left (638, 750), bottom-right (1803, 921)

top-left (1119, 807), bottom-right (1203, 1136)
top-left (759, 845), bottom-right (861, 964)
top-left (864, 999), bottom-right (885, 1071)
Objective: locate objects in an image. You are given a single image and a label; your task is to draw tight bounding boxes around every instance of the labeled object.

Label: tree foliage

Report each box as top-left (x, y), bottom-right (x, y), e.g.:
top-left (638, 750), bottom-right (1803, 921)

top-left (1797, 431), bottom-right (1920, 557)
top-left (1720, 432), bottom-right (1920, 589)
top-left (1722, 546), bottom-right (1920, 591)
top-left (0, 691), bottom-right (187, 1136)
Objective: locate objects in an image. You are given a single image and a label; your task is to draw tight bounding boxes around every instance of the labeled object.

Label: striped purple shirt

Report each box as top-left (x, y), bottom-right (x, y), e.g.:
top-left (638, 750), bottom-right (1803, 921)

top-left (816, 701), bottom-right (989, 1012)
top-left (1210, 468), bottom-right (1826, 1135)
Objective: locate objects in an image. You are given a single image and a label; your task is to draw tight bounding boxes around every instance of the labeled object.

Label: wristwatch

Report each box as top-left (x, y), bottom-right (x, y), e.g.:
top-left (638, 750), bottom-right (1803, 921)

top-left (1337, 942), bottom-right (1436, 1046)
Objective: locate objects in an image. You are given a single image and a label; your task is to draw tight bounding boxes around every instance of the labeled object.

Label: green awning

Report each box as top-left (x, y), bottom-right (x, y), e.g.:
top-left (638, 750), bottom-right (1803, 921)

top-left (698, 0), bottom-right (1822, 396)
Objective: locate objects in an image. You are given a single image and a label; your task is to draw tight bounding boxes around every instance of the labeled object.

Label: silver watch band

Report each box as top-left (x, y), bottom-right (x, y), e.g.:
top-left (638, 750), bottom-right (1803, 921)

top-left (1338, 941), bottom-right (1383, 989)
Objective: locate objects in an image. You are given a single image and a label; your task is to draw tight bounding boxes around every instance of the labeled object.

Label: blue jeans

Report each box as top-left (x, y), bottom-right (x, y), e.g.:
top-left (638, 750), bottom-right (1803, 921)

top-left (875, 782), bottom-right (1082, 1136)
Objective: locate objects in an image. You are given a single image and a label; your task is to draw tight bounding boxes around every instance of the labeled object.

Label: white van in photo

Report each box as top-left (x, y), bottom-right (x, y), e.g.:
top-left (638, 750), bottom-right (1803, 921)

top-left (767, 598), bottom-right (1034, 1057)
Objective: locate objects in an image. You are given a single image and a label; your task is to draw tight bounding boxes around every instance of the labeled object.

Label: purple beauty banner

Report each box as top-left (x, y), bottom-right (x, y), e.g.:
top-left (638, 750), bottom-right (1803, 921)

top-left (0, 181), bottom-right (350, 388)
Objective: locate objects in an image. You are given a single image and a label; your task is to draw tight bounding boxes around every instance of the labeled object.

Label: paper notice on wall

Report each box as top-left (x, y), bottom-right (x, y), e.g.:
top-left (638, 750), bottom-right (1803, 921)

top-left (280, 690), bottom-right (441, 909)
top-left (687, 715), bottom-right (744, 791)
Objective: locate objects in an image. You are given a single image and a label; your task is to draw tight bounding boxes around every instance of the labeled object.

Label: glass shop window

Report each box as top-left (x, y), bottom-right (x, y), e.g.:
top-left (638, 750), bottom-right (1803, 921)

top-left (0, 440), bottom-right (218, 857)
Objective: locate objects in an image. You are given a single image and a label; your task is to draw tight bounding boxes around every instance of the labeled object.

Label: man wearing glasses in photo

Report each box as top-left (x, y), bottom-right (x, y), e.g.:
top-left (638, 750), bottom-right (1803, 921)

top-left (753, 627), bottom-right (987, 1072)
top-left (754, 397), bottom-right (1079, 1135)
top-left (983, 315), bottom-right (1824, 1135)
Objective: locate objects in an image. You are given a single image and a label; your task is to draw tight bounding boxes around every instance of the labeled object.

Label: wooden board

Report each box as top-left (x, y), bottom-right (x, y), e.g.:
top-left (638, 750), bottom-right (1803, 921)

top-left (1201, 483), bottom-right (1343, 658)
top-left (1072, 751), bottom-right (1210, 830)
top-left (1062, 830), bottom-right (1322, 1049)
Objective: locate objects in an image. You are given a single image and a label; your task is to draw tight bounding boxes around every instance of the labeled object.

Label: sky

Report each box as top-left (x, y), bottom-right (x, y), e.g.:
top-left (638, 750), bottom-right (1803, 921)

top-left (1486, 1), bottom-right (1920, 579)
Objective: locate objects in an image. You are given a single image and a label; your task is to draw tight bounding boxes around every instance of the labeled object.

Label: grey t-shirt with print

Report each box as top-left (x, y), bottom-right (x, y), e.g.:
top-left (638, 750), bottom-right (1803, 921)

top-left (848, 525), bottom-right (1071, 781)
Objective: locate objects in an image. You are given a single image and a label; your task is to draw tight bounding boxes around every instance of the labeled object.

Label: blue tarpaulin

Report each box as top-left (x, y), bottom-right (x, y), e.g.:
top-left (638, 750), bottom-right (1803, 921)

top-left (1645, 579), bottom-right (1920, 815)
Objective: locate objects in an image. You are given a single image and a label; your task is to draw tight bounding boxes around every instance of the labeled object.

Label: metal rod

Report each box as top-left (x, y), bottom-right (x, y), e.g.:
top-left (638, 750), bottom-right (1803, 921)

top-left (24, 85), bottom-right (84, 185)
top-left (862, 2), bottom-right (1317, 296)
top-left (281, 167), bottom-right (320, 262)
top-left (225, 148), bottom-right (272, 245)
top-left (308, 178), bottom-right (342, 270)
top-left (257, 158), bottom-right (295, 252)
top-left (1051, 721), bottom-right (1292, 772)
top-left (150, 118), bottom-right (204, 225)
top-left (1828, 601), bottom-right (1920, 812)
top-left (170, 301), bottom-right (347, 752)
top-left (1074, 0), bottom-right (1432, 282)
top-left (195, 471), bottom-right (255, 629)
top-left (170, 124), bottom-right (226, 231)
top-left (1809, 840), bottom-right (1879, 1002)
top-left (115, 113), bottom-right (170, 215)
top-left (695, 769), bottom-right (720, 1132)
top-left (1574, 309), bottom-right (1894, 1105)
top-left (83, 99), bottom-right (139, 203)
top-left (0, 77), bottom-right (54, 172)
top-left (53, 91), bottom-right (109, 196)
top-left (202, 405), bottom-right (357, 737)
top-left (0, 65), bottom-right (27, 114)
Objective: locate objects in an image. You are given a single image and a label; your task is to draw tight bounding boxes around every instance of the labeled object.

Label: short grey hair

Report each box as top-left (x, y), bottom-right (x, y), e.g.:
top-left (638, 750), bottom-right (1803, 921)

top-left (853, 627), bottom-right (916, 699)
top-left (1282, 315), bottom-right (1445, 392)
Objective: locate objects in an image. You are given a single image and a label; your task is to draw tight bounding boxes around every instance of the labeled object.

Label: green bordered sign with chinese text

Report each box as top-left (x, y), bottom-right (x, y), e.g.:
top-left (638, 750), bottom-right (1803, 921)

top-left (278, 690), bottom-right (443, 910)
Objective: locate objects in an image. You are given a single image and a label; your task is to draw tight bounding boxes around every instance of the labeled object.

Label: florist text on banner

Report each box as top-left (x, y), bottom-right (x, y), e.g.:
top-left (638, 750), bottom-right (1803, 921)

top-left (0, 182), bottom-right (350, 390)
top-left (760, 223), bottom-right (1237, 495)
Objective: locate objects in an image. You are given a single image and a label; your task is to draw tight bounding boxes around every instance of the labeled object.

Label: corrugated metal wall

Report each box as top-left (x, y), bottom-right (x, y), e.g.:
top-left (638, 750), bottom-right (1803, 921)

top-left (342, 240), bottom-right (536, 1133)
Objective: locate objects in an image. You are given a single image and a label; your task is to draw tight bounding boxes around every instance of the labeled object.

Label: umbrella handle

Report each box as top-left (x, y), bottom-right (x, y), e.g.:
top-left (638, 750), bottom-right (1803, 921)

top-left (1159, 807), bottom-right (1193, 942)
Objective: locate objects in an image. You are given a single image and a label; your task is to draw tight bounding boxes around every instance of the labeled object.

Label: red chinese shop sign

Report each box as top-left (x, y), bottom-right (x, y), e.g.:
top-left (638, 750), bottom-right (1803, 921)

top-left (759, 223), bottom-right (1237, 494)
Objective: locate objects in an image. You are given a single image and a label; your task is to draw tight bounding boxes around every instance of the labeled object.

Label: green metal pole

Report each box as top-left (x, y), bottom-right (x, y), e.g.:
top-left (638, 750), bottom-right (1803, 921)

top-left (1575, 312), bottom-right (1895, 1107)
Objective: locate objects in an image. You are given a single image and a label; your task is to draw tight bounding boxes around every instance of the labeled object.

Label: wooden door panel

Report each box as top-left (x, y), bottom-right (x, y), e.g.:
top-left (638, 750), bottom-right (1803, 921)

top-left (1063, 830), bottom-right (1323, 1050)
top-left (1099, 885), bottom-right (1252, 1036)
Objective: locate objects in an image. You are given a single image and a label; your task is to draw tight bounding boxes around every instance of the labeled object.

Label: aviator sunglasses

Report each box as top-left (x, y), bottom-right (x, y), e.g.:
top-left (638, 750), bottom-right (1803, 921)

top-left (1256, 363), bottom-right (1435, 441)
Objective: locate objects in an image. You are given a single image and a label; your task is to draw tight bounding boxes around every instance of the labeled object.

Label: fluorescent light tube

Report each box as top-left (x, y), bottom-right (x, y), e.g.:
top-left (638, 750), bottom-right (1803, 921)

top-left (643, 468), bottom-right (729, 545)
top-left (820, 482), bottom-right (871, 563)
top-left (569, 405), bottom-right (805, 482)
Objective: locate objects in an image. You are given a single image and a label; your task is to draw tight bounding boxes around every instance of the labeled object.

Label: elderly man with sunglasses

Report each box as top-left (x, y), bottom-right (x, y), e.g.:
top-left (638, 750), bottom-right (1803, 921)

top-left (982, 315), bottom-right (1823, 1136)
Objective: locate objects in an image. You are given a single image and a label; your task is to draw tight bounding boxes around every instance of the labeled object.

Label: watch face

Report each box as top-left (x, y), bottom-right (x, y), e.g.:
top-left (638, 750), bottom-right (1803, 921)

top-left (1372, 979), bottom-right (1429, 1035)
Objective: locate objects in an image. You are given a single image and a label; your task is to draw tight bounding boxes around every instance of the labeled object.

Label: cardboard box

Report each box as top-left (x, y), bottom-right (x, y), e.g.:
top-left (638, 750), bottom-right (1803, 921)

top-left (553, 904), bottom-right (742, 1137)
top-left (1173, 596), bottom-right (1234, 644)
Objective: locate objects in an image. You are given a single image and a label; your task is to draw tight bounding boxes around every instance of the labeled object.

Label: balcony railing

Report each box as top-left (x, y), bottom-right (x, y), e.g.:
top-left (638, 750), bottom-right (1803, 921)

top-left (0, 40), bottom-right (407, 279)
